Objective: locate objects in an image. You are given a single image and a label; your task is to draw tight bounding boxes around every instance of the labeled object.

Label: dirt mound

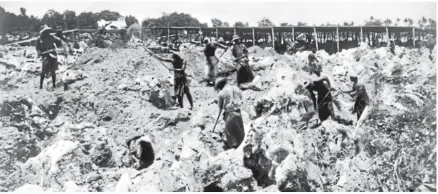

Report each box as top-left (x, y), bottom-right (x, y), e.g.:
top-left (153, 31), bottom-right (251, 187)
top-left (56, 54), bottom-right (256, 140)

top-left (1, 42), bottom-right (436, 192)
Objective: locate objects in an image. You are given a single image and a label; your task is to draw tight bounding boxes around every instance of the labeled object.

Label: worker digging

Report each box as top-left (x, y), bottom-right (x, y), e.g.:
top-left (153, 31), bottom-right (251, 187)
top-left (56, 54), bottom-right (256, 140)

top-left (0, 4), bottom-right (436, 192)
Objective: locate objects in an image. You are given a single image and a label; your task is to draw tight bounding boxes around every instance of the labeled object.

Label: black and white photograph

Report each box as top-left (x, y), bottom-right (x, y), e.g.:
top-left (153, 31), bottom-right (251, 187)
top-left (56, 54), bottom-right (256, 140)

top-left (0, 0), bottom-right (436, 192)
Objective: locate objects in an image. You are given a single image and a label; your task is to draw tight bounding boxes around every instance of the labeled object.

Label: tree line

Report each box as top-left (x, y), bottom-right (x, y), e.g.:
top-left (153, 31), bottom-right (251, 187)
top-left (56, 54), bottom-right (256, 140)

top-left (0, 5), bottom-right (435, 35)
top-left (0, 6), bottom-right (139, 34)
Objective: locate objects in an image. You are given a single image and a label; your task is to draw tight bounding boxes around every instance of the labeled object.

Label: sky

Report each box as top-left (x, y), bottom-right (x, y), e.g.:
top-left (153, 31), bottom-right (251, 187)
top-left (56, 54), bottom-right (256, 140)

top-left (0, 0), bottom-right (436, 26)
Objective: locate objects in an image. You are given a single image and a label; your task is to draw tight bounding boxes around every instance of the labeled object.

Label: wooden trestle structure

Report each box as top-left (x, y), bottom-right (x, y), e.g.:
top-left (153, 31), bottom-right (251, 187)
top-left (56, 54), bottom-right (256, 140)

top-left (6, 26), bottom-right (436, 54)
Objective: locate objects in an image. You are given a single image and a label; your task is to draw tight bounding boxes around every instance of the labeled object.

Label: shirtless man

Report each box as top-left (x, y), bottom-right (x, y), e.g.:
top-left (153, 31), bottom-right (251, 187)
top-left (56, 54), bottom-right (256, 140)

top-left (343, 74), bottom-right (370, 120)
top-left (155, 52), bottom-right (194, 110)
top-left (303, 76), bottom-right (336, 124)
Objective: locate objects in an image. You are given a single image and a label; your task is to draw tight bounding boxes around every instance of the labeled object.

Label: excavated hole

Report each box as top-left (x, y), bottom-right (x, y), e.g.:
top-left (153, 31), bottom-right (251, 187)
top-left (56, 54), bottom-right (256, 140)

top-left (137, 140), bottom-right (155, 170)
top-left (102, 115), bottom-right (112, 121)
top-left (204, 183), bottom-right (223, 192)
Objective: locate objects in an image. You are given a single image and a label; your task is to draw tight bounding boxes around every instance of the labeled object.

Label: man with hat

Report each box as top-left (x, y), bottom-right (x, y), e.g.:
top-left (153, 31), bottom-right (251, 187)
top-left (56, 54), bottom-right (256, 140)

top-left (203, 37), bottom-right (228, 86)
top-left (155, 51), bottom-right (194, 110)
top-left (36, 24), bottom-right (63, 89)
top-left (231, 34), bottom-right (255, 87)
top-left (215, 77), bottom-right (245, 150)
top-left (342, 73), bottom-right (370, 120)
top-left (303, 75), bottom-right (336, 124)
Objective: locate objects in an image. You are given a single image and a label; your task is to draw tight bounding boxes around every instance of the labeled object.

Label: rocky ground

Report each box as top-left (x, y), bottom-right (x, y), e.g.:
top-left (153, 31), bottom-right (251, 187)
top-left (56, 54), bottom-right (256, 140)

top-left (0, 40), bottom-right (436, 192)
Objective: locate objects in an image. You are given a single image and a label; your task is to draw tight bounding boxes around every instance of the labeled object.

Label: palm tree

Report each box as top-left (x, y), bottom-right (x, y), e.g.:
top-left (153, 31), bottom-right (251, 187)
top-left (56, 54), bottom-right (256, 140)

top-left (407, 18), bottom-right (413, 26)
top-left (422, 16), bottom-right (427, 24)
top-left (418, 20), bottom-right (423, 27)
top-left (396, 18), bottom-right (400, 26)
top-left (429, 18), bottom-right (436, 27)
top-left (384, 19), bottom-right (392, 26)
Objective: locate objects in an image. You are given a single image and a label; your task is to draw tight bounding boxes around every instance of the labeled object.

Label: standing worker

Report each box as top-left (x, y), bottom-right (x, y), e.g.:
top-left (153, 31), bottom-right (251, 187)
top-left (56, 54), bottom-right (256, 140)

top-left (303, 76), bottom-right (336, 124)
top-left (215, 78), bottom-right (245, 150)
top-left (203, 37), bottom-right (228, 86)
top-left (231, 35), bottom-right (255, 87)
top-left (389, 39), bottom-right (395, 55)
top-left (36, 25), bottom-right (63, 90)
top-left (308, 48), bottom-right (321, 76)
top-left (342, 73), bottom-right (370, 120)
top-left (155, 52), bottom-right (194, 110)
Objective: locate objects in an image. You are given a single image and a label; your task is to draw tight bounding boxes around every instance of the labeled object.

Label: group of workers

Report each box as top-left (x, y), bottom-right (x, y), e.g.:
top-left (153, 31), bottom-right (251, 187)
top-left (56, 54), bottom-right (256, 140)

top-left (35, 23), bottom-right (372, 150)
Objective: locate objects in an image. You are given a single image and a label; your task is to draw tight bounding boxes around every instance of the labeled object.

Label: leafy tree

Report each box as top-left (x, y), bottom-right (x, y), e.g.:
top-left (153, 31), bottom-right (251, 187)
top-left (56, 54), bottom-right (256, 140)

top-left (280, 22), bottom-right (292, 27)
top-left (63, 10), bottom-right (77, 29)
top-left (234, 21), bottom-right (247, 27)
top-left (41, 9), bottom-right (63, 28)
top-left (428, 18), bottom-right (436, 27)
top-left (211, 18), bottom-right (223, 27)
top-left (258, 17), bottom-right (275, 27)
top-left (142, 12), bottom-right (206, 27)
top-left (20, 7), bottom-right (26, 16)
top-left (297, 21), bottom-right (307, 26)
top-left (365, 18), bottom-right (382, 26)
top-left (407, 18), bottom-right (413, 26)
top-left (223, 22), bottom-right (229, 27)
top-left (77, 12), bottom-right (97, 28)
top-left (96, 10), bottom-right (121, 21)
top-left (125, 15), bottom-right (138, 27)
top-left (384, 19), bottom-right (392, 26)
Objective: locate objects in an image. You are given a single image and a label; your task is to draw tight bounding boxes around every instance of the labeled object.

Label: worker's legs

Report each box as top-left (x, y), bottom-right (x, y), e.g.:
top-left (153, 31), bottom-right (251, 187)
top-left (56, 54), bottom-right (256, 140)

top-left (39, 72), bottom-right (44, 89)
top-left (328, 101), bottom-right (336, 121)
top-left (184, 86), bottom-right (194, 110)
top-left (51, 70), bottom-right (56, 88)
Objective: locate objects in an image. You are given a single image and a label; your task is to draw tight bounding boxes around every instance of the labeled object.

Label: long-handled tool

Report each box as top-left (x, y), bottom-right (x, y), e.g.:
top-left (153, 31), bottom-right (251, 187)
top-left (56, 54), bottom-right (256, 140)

top-left (212, 109), bottom-right (223, 132)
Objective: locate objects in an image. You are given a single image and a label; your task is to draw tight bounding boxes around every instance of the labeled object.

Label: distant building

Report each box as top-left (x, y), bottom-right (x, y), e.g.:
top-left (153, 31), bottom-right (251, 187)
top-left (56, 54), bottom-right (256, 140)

top-left (97, 19), bottom-right (127, 30)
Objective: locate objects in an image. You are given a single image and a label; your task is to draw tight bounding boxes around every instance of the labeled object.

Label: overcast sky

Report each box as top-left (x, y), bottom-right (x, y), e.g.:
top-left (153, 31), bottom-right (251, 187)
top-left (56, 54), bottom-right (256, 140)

top-left (0, 0), bottom-right (436, 26)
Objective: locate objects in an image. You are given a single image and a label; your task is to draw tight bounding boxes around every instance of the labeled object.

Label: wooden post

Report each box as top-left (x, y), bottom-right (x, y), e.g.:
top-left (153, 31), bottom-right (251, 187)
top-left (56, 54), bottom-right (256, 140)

top-left (313, 26), bottom-right (318, 50)
top-left (152, 28), bottom-right (156, 42)
top-left (271, 27), bottom-right (275, 48)
top-left (234, 28), bottom-right (236, 35)
top-left (336, 27), bottom-right (340, 52)
top-left (360, 27), bottom-right (363, 43)
top-left (412, 27), bottom-right (416, 47)
top-left (292, 27), bottom-right (295, 42)
top-left (167, 27), bottom-right (170, 43)
top-left (386, 27), bottom-right (389, 43)
top-left (252, 27), bottom-right (255, 46)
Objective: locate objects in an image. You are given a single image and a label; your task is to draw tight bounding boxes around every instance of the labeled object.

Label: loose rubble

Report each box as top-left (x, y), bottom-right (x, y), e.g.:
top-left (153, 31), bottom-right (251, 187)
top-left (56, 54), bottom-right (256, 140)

top-left (0, 38), bottom-right (436, 192)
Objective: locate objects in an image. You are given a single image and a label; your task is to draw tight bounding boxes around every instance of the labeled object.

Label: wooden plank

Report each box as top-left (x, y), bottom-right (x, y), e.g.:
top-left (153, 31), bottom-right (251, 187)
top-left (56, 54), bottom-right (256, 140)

top-left (292, 27), bottom-right (295, 42)
top-left (271, 27), bottom-right (275, 48)
top-left (386, 27), bottom-right (389, 42)
top-left (216, 27), bottom-right (218, 40)
top-left (336, 27), bottom-right (340, 52)
top-left (412, 27), bottom-right (416, 47)
top-left (252, 27), bottom-right (255, 46)
top-left (360, 27), bottom-right (363, 43)
top-left (167, 27), bottom-right (170, 43)
top-left (314, 26), bottom-right (318, 50)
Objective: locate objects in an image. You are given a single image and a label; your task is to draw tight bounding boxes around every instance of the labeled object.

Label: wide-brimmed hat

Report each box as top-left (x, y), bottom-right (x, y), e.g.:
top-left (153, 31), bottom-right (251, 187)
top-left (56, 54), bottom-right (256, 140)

top-left (232, 35), bottom-right (240, 42)
top-left (204, 37), bottom-right (210, 44)
top-left (214, 77), bottom-right (228, 90)
top-left (39, 25), bottom-right (52, 34)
